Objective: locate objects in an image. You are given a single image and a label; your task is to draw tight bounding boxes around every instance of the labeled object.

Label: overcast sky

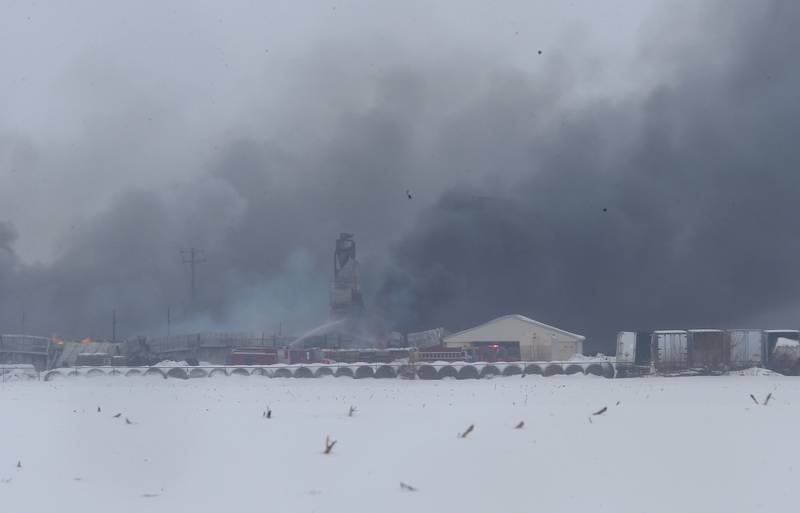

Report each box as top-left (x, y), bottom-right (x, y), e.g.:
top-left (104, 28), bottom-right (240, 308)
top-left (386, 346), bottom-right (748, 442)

top-left (2, 1), bottom-right (798, 351)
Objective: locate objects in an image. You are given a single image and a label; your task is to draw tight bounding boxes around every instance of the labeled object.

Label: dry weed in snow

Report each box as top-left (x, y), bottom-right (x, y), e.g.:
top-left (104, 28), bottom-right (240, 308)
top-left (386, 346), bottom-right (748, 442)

top-left (324, 436), bottom-right (337, 454)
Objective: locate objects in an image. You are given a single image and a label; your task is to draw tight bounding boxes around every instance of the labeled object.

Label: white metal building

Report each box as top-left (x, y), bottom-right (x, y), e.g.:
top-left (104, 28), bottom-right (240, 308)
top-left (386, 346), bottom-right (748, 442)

top-left (443, 315), bottom-right (585, 361)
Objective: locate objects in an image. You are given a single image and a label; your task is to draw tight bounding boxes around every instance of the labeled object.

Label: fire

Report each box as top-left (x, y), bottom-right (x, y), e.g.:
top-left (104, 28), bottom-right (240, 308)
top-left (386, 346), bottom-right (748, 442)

top-left (81, 337), bottom-right (93, 345)
top-left (51, 334), bottom-right (64, 345)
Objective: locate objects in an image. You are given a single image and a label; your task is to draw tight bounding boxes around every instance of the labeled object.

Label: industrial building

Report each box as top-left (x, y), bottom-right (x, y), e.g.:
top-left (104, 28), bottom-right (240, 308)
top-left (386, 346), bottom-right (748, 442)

top-left (442, 315), bottom-right (585, 361)
top-left (330, 233), bottom-right (364, 319)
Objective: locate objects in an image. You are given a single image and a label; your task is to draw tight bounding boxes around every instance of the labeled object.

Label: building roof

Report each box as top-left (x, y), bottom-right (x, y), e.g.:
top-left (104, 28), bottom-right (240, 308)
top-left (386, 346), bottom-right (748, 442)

top-left (443, 314), bottom-right (585, 343)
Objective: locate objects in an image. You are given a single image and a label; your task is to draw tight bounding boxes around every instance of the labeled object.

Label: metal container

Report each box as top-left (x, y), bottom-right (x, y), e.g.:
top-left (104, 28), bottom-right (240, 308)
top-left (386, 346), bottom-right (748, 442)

top-left (725, 330), bottom-right (764, 369)
top-left (616, 332), bottom-right (636, 364)
top-left (616, 331), bottom-right (652, 365)
top-left (615, 331), bottom-right (653, 377)
top-left (652, 330), bottom-right (689, 372)
top-left (687, 330), bottom-right (725, 371)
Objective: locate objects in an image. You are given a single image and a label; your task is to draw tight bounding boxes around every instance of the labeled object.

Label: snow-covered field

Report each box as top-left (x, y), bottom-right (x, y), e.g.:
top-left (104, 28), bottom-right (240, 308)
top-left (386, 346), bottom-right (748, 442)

top-left (1, 374), bottom-right (798, 513)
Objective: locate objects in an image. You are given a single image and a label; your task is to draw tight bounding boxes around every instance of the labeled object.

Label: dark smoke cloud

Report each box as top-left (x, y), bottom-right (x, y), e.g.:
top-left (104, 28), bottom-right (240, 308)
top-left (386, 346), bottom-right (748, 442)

top-left (0, 49), bottom-right (498, 338)
top-left (378, 1), bottom-right (800, 351)
top-left (2, 1), bottom-right (798, 351)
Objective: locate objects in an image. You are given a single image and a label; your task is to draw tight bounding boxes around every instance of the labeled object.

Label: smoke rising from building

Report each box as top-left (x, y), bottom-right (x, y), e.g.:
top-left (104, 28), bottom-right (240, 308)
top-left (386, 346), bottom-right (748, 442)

top-left (1, 2), bottom-right (799, 351)
top-left (377, 2), bottom-right (800, 350)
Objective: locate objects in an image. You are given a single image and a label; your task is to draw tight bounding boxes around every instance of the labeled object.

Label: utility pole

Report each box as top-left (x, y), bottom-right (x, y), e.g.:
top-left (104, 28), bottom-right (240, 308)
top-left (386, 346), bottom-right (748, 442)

top-left (20, 309), bottom-right (25, 335)
top-left (112, 309), bottom-right (117, 343)
top-left (167, 307), bottom-right (171, 338)
top-left (180, 248), bottom-right (205, 301)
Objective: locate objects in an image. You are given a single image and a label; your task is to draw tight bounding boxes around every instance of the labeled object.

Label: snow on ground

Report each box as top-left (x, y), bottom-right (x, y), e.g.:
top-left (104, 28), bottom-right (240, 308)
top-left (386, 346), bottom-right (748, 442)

top-left (1, 374), bottom-right (799, 513)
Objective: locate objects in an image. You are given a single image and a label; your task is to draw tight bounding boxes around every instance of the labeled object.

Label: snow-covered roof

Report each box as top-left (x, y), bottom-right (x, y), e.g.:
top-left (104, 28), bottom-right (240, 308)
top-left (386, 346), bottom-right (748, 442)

top-left (444, 314), bottom-right (585, 342)
top-left (764, 329), bottom-right (799, 333)
top-left (652, 330), bottom-right (688, 334)
top-left (688, 329), bottom-right (723, 333)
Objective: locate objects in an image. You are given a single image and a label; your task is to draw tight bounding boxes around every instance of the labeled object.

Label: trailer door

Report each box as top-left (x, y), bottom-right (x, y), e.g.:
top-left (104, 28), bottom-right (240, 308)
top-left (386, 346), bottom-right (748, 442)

top-left (616, 332), bottom-right (636, 363)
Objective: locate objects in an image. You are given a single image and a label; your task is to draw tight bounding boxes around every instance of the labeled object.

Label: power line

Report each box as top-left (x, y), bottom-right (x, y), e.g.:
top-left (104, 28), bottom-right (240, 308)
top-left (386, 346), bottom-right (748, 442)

top-left (180, 248), bottom-right (206, 301)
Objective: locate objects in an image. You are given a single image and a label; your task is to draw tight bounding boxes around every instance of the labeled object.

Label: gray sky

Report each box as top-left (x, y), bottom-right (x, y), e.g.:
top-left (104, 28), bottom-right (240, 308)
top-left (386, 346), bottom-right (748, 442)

top-left (4, 1), bottom-right (796, 351)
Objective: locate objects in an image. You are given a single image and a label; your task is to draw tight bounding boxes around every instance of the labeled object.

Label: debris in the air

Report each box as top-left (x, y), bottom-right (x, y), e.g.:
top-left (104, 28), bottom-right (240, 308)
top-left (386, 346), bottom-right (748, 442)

top-left (460, 424), bottom-right (475, 438)
top-left (592, 406), bottom-right (607, 416)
